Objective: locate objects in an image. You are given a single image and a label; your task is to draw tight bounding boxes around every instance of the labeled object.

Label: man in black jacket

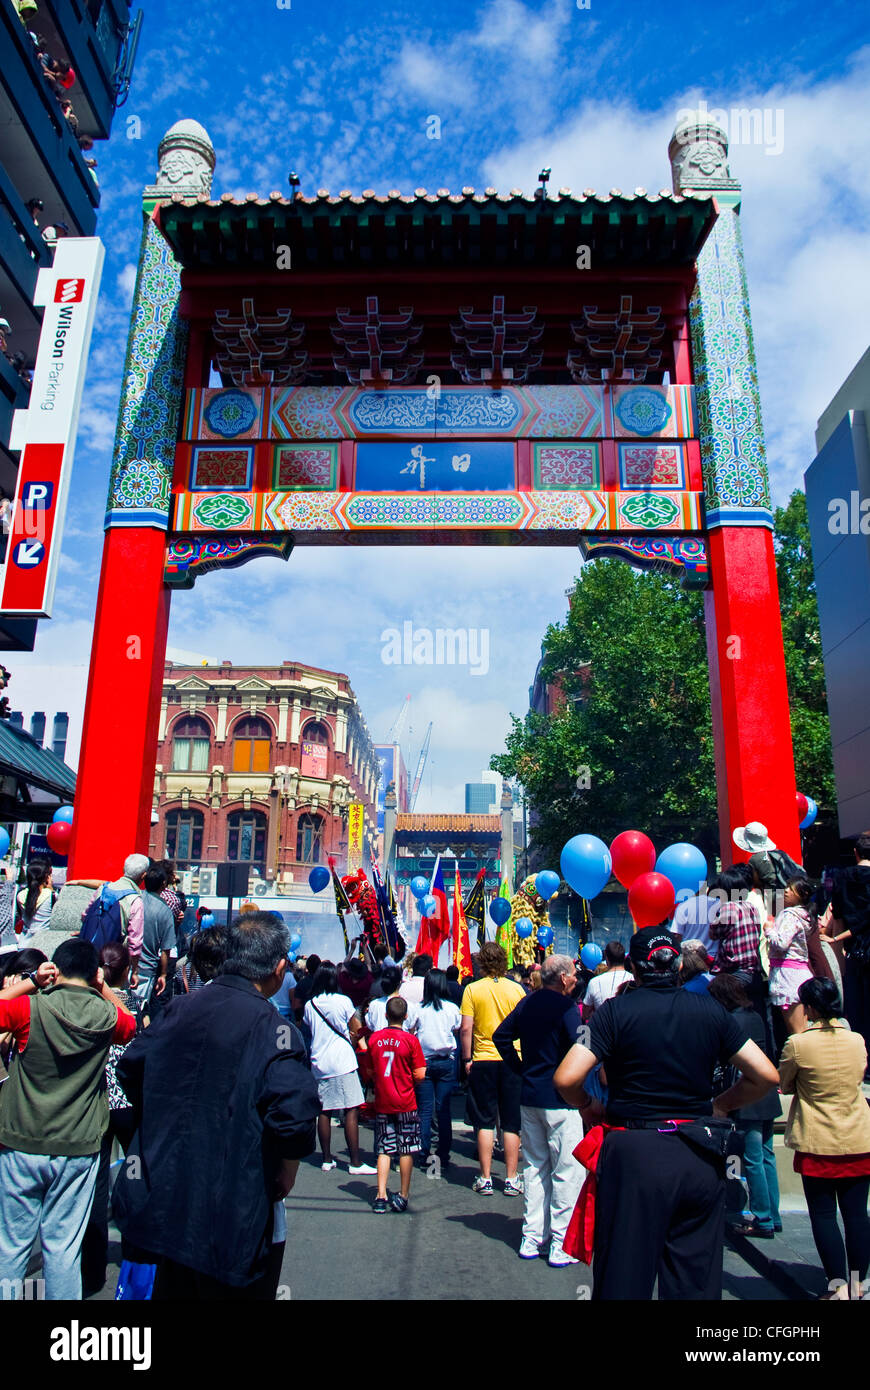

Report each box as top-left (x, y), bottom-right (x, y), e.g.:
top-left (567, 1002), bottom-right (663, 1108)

top-left (113, 912), bottom-right (320, 1300)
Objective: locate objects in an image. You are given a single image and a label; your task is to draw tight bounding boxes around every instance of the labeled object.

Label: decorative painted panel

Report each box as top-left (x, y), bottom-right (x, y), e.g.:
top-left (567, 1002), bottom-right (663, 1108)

top-left (688, 208), bottom-right (772, 528)
top-left (534, 444), bottom-right (601, 488)
top-left (355, 441), bottom-right (515, 491)
top-left (618, 444), bottom-right (686, 489)
top-left (191, 446), bottom-right (255, 491)
top-left (165, 537), bottom-right (293, 588)
top-left (186, 384), bottom-right (694, 442)
top-left (184, 387), bottom-right (264, 440)
top-left (611, 385), bottom-right (695, 439)
top-left (106, 215), bottom-right (189, 528)
top-left (580, 535), bottom-right (709, 588)
top-left (272, 444), bottom-right (338, 489)
top-left (172, 489), bottom-right (703, 535)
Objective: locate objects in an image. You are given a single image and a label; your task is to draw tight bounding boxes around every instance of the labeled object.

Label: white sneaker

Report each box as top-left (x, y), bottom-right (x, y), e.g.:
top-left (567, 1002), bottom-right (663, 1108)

top-left (548, 1252), bottom-right (579, 1267)
top-left (503, 1177), bottom-right (524, 1197)
top-left (472, 1176), bottom-right (494, 1195)
top-left (348, 1163), bottom-right (377, 1175)
top-left (519, 1240), bottom-right (541, 1260)
top-left (321, 1160), bottom-right (337, 1172)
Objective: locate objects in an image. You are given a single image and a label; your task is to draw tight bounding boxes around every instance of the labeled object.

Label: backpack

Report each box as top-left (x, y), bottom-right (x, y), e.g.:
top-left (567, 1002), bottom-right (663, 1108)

top-left (80, 885), bottom-right (138, 952)
top-left (767, 849), bottom-right (804, 890)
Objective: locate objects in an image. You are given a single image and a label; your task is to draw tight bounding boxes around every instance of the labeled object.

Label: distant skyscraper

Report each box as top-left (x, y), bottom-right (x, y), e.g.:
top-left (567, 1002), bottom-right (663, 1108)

top-left (465, 782), bottom-right (496, 814)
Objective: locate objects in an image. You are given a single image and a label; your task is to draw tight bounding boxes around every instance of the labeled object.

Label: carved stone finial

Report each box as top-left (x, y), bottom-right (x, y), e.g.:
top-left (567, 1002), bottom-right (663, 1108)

top-left (668, 106), bottom-right (741, 197)
top-left (144, 118), bottom-right (216, 203)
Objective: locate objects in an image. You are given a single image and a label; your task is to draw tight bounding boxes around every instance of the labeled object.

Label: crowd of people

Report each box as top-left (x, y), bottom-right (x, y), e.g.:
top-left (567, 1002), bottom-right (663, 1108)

top-left (0, 821), bottom-right (868, 1302)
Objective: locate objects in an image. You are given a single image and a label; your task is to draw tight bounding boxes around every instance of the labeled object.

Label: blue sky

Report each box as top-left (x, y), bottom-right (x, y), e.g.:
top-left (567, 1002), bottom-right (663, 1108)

top-left (10, 0), bottom-right (870, 812)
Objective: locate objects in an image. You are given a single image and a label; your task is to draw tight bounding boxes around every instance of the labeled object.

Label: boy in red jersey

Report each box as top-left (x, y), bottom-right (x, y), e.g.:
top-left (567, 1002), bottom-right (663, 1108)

top-left (367, 996), bottom-right (426, 1213)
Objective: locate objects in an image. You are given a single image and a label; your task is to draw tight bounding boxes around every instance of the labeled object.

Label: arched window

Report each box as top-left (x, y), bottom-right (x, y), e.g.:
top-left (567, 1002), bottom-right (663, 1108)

top-left (165, 809), bottom-right (204, 863)
top-left (171, 716), bottom-right (211, 772)
top-left (227, 809), bottom-right (267, 868)
top-left (296, 812), bottom-right (324, 865)
top-left (232, 717), bottom-right (271, 773)
top-left (300, 719), bottom-right (330, 778)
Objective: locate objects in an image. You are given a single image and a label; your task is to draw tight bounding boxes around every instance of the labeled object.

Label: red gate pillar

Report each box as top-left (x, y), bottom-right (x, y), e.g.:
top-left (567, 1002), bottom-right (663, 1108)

top-left (671, 110), bottom-right (802, 862)
top-left (68, 121), bottom-right (215, 877)
top-left (68, 531), bottom-right (171, 877)
top-left (705, 529), bottom-right (800, 861)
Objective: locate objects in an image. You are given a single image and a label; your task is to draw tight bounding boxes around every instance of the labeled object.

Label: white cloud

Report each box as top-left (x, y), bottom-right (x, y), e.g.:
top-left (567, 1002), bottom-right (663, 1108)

top-left (116, 263), bottom-right (137, 305)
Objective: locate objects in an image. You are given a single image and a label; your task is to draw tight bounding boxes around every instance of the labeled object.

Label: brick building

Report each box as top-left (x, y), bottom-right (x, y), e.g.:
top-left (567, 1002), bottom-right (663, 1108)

top-left (150, 661), bottom-right (379, 893)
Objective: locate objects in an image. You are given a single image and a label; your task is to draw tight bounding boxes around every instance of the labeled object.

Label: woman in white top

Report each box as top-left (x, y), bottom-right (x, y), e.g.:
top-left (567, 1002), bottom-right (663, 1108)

top-left (15, 859), bottom-right (54, 939)
top-left (411, 969), bottom-right (461, 1166)
top-left (303, 965), bottom-right (375, 1175)
top-left (365, 964), bottom-right (418, 1033)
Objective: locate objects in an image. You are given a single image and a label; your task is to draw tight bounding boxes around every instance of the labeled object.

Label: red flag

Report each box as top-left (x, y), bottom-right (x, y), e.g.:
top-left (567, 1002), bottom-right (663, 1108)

top-left (415, 856), bottom-right (449, 961)
top-left (453, 867), bottom-right (473, 980)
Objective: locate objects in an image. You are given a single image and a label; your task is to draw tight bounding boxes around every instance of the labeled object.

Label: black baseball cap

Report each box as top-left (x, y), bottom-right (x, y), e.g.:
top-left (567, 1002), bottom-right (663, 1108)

top-left (628, 926), bottom-right (680, 966)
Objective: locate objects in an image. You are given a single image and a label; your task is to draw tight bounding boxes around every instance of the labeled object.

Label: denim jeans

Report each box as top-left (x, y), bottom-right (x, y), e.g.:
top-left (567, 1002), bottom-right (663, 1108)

top-left (0, 1149), bottom-right (99, 1300)
top-left (416, 1055), bottom-right (455, 1160)
top-left (738, 1120), bottom-right (781, 1231)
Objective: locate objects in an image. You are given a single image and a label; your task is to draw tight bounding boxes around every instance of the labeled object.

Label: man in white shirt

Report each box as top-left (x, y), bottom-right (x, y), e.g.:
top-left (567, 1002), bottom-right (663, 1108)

top-left (582, 942), bottom-right (631, 1021)
top-left (671, 892), bottom-right (721, 954)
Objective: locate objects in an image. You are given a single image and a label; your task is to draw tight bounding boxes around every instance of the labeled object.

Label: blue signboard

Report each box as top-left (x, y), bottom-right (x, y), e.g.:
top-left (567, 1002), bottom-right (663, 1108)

top-left (355, 441), bottom-right (515, 492)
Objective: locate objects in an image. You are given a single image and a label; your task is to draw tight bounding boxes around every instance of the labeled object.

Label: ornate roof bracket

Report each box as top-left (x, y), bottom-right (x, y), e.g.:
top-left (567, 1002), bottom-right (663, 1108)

top-left (331, 296), bottom-right (424, 384)
top-left (450, 296), bottom-right (544, 385)
top-left (213, 298), bottom-right (308, 386)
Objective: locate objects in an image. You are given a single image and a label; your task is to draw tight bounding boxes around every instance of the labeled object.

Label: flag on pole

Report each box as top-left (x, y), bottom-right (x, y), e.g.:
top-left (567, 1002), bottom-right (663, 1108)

top-left (416, 854), bottom-right (450, 959)
top-left (387, 873), bottom-right (409, 958)
top-left (463, 867), bottom-right (487, 950)
top-left (372, 859), bottom-right (400, 959)
top-left (453, 864), bottom-right (473, 980)
top-left (327, 855), bottom-right (351, 954)
top-left (496, 874), bottom-right (514, 969)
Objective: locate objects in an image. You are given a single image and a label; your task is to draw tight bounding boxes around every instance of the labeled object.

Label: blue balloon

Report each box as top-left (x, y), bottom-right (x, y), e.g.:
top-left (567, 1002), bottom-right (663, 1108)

top-left (560, 835), bottom-right (612, 900)
top-left (0, 827), bottom-right (9, 859)
top-left (537, 925), bottom-right (554, 948)
top-left (422, 893), bottom-right (438, 918)
top-left (289, 931), bottom-right (302, 950)
top-left (489, 896), bottom-right (511, 926)
top-left (799, 797), bottom-right (818, 830)
top-left (535, 869), bottom-right (561, 901)
top-left (580, 942), bottom-right (603, 971)
top-left (411, 875), bottom-right (429, 898)
top-left (515, 917), bottom-right (533, 939)
top-left (287, 951), bottom-right (297, 964)
top-left (308, 866), bottom-right (330, 893)
top-left (200, 913), bottom-right (215, 930)
top-left (52, 805), bottom-right (75, 825)
top-left (655, 843), bottom-right (708, 898)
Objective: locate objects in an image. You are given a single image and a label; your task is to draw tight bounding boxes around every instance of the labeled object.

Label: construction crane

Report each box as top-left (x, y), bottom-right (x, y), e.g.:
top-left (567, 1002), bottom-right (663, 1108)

top-left (385, 694), bottom-right (411, 745)
top-left (408, 722), bottom-right (432, 811)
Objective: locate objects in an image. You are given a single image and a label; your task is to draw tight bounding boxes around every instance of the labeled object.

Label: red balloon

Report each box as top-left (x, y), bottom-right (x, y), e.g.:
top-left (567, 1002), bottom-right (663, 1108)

top-left (46, 821), bottom-right (72, 855)
top-left (628, 871), bottom-right (676, 929)
top-left (796, 792), bottom-right (809, 821)
top-left (610, 830), bottom-right (657, 888)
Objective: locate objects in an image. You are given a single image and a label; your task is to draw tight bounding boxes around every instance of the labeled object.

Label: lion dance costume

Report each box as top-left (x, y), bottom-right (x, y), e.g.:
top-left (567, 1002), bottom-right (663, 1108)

top-left (341, 870), bottom-right (383, 951)
top-left (505, 874), bottom-right (554, 967)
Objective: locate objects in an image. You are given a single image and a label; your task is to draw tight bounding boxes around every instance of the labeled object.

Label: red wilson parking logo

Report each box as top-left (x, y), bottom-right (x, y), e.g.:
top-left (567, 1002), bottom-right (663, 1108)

top-left (54, 279), bottom-right (85, 304)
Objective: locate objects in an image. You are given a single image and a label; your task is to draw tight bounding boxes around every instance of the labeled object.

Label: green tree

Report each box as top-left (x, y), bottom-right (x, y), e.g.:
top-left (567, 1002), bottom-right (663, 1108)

top-left (491, 559), bottom-right (718, 865)
top-left (773, 489), bottom-right (835, 809)
top-left (491, 492), bottom-right (835, 863)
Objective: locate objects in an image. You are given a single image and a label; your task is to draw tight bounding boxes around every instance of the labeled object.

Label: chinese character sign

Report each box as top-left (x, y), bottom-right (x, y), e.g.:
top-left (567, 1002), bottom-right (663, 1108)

top-left (347, 802), bottom-right (365, 872)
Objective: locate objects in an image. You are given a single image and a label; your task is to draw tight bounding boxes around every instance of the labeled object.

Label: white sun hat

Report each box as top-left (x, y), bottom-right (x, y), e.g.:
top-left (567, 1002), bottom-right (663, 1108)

top-left (733, 821), bottom-right (776, 854)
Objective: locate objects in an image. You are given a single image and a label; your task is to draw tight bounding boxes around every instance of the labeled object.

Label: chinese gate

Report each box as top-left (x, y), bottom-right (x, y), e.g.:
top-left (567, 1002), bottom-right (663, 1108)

top-left (67, 113), bottom-right (800, 877)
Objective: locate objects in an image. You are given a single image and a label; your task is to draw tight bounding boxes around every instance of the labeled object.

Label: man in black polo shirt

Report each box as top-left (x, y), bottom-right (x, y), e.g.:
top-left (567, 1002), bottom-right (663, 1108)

top-left (554, 926), bottom-right (778, 1301)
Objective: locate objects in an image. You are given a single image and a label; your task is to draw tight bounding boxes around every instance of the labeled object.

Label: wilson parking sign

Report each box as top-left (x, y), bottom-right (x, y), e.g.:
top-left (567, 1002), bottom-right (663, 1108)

top-left (1, 239), bottom-right (104, 617)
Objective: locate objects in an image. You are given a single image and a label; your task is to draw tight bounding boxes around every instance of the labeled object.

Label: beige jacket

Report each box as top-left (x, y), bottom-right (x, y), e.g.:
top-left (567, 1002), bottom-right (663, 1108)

top-left (779, 1020), bottom-right (870, 1154)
